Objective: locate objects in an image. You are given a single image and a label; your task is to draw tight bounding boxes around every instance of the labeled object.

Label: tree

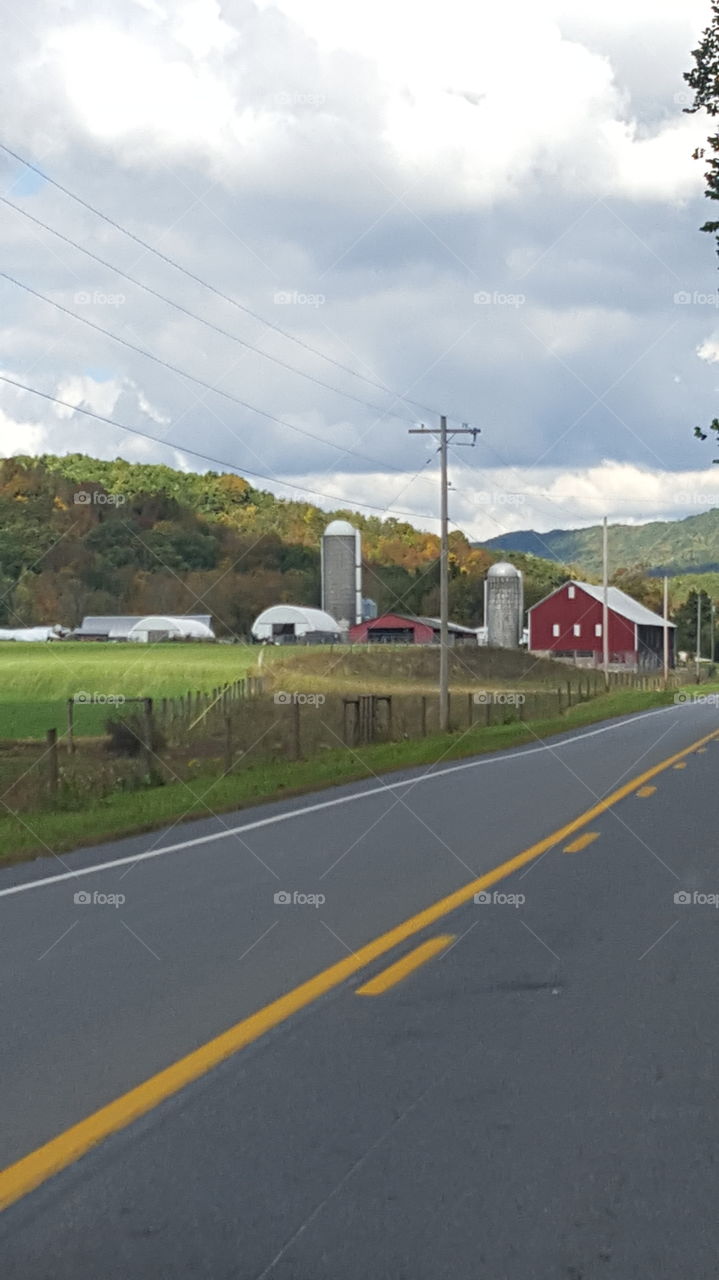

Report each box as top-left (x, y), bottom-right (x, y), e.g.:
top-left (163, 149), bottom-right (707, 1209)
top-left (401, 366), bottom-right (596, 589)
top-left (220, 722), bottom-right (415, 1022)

top-left (673, 588), bottom-right (716, 657)
top-left (684, 5), bottom-right (719, 454)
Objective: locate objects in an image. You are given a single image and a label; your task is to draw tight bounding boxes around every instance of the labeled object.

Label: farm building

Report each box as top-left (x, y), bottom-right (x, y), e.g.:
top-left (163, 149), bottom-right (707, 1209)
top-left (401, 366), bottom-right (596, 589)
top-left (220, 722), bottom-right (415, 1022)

top-left (348, 612), bottom-right (478, 645)
top-left (127, 616), bottom-right (215, 643)
top-left (251, 605), bottom-right (342, 644)
top-left (528, 581), bottom-right (675, 670)
top-left (73, 614), bottom-right (214, 641)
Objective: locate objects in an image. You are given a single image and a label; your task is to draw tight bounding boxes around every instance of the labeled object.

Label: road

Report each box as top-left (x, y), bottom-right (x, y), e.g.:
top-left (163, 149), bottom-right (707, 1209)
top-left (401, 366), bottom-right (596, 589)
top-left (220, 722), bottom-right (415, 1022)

top-left (1, 701), bottom-right (719, 1277)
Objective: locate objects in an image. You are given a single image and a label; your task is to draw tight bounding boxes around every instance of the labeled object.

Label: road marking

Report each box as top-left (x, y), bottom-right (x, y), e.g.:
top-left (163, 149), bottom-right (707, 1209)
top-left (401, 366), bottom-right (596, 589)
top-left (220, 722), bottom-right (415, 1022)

top-left (1, 722), bottom-right (718, 1214)
top-left (355, 935), bottom-right (455, 996)
top-left (0, 703), bottom-right (699, 900)
top-left (562, 832), bottom-right (600, 853)
top-left (673, 762), bottom-right (687, 770)
top-left (636, 786), bottom-right (657, 798)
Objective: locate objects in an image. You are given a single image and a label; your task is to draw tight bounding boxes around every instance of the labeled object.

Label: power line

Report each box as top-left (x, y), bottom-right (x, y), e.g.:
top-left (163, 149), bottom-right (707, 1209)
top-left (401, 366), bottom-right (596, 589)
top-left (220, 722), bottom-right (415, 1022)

top-left (0, 371), bottom-right (445, 522)
top-left (1, 193), bottom-right (421, 427)
top-left (0, 141), bottom-right (444, 422)
top-left (2, 270), bottom-right (420, 477)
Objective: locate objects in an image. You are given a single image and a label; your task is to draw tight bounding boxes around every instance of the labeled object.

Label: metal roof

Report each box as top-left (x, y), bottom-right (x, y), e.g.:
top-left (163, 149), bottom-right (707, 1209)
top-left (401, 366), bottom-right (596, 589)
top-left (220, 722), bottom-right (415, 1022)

top-left (529, 582), bottom-right (675, 628)
top-left (252, 605), bottom-right (341, 632)
top-left (76, 614), bottom-right (212, 636)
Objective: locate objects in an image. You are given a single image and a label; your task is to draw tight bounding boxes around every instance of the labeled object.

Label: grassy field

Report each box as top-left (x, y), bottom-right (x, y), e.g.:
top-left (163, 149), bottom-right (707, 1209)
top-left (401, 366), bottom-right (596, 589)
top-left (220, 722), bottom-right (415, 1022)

top-left (0, 684), bottom-right (702, 864)
top-left (0, 641), bottom-right (597, 741)
top-left (0, 642), bottom-right (259, 740)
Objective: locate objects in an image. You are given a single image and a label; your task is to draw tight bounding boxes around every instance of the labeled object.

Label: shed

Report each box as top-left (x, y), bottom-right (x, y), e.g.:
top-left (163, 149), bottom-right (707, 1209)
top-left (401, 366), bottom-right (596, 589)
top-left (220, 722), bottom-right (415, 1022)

top-left (348, 612), bottom-right (477, 645)
top-left (127, 616), bottom-right (215, 643)
top-left (251, 605), bottom-right (341, 644)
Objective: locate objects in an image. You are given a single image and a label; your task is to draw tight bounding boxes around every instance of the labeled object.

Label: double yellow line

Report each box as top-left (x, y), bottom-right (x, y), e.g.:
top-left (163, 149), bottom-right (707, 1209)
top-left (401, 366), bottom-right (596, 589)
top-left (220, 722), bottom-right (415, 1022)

top-left (1, 723), bottom-right (716, 1213)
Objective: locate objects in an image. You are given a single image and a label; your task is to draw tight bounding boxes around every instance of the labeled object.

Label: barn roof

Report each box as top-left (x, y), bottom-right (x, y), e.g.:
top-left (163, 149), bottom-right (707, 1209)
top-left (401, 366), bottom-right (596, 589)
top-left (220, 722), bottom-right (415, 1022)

top-left (529, 581), bottom-right (675, 628)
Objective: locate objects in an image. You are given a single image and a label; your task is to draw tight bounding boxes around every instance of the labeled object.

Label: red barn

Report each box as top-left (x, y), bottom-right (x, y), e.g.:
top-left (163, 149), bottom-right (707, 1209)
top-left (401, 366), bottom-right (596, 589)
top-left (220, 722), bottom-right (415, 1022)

top-left (528, 581), bottom-right (675, 670)
top-left (348, 613), bottom-right (477, 645)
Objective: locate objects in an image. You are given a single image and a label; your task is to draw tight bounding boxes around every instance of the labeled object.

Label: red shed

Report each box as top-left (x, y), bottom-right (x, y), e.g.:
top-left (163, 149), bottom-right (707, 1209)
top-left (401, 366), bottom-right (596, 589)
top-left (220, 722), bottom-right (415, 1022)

top-left (528, 581), bottom-right (675, 670)
top-left (348, 613), bottom-right (477, 645)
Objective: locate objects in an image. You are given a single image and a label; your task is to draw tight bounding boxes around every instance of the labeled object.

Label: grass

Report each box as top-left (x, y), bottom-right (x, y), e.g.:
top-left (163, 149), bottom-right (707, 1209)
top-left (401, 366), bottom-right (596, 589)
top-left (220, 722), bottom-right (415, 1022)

top-left (0, 642), bottom-right (259, 740)
top-left (0, 684), bottom-right (695, 865)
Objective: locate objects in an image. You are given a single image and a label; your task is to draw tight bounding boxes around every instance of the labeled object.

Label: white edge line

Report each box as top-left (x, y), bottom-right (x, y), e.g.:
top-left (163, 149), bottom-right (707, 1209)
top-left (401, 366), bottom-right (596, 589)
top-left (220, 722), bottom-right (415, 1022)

top-left (0, 705), bottom-right (701, 899)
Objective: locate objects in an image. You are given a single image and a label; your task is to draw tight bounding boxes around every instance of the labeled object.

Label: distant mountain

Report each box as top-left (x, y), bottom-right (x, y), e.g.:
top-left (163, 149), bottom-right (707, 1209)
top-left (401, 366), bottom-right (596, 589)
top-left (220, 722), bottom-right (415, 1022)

top-left (481, 509), bottom-right (719, 577)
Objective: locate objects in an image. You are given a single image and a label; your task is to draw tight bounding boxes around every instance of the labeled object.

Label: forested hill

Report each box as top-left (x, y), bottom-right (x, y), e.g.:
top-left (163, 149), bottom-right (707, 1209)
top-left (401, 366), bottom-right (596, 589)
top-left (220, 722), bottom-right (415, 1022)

top-left (0, 454), bottom-right (569, 633)
top-left (483, 508), bottom-right (719, 577)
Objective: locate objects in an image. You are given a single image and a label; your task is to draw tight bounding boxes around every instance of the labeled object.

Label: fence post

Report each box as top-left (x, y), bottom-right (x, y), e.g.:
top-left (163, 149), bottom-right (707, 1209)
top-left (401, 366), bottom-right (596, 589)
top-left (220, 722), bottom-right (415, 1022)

top-left (420, 695), bottom-right (427, 738)
top-left (142, 698), bottom-right (156, 779)
top-left (66, 699), bottom-right (75, 755)
top-left (47, 728), bottom-right (58, 803)
top-left (557, 687), bottom-right (562, 714)
top-left (224, 711), bottom-right (233, 775)
top-left (467, 692), bottom-right (474, 727)
top-left (566, 680), bottom-right (572, 707)
top-left (290, 698), bottom-right (301, 761)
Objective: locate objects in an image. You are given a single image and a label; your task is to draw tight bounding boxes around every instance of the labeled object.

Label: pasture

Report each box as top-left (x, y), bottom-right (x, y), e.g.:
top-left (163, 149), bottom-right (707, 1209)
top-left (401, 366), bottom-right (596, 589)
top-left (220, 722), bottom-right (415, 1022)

top-left (0, 642), bottom-right (259, 740)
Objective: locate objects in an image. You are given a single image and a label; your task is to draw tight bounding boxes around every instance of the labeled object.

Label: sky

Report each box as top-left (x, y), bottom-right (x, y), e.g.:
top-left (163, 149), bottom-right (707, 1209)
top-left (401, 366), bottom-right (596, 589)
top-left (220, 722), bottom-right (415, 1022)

top-left (1, 0), bottom-right (719, 542)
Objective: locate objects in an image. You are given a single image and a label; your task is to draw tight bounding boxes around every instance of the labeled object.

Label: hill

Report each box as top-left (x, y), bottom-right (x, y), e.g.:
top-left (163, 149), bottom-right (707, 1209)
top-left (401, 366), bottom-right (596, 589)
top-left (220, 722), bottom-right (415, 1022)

top-left (0, 454), bottom-right (569, 634)
top-left (482, 508), bottom-right (719, 577)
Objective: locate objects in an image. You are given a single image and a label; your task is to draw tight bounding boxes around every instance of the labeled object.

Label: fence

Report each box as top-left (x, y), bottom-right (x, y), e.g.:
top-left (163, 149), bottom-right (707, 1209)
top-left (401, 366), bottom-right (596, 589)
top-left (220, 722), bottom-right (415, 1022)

top-left (0, 665), bottom-right (710, 817)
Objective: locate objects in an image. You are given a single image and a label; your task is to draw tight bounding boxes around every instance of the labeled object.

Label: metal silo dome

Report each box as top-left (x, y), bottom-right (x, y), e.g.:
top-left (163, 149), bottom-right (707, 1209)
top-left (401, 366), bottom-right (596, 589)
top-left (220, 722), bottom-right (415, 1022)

top-left (487, 561), bottom-right (521, 578)
top-left (324, 519), bottom-right (356, 536)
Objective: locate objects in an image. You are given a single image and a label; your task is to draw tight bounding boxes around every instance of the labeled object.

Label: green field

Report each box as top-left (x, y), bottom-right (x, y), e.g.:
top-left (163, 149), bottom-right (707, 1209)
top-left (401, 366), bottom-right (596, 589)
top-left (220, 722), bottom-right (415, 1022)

top-left (0, 642), bottom-right (259, 739)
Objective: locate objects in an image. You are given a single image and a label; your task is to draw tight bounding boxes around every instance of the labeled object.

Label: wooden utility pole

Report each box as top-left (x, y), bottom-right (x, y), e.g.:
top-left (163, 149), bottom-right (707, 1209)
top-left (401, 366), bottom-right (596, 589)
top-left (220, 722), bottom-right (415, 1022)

top-left (602, 516), bottom-right (609, 688)
top-left (696, 592), bottom-right (702, 681)
top-left (409, 417), bottom-right (479, 731)
top-left (663, 575), bottom-right (670, 688)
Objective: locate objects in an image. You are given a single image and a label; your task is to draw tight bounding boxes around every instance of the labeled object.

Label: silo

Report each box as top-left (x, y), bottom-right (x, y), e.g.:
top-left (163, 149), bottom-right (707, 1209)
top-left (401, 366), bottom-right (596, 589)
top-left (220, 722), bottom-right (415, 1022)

top-left (485, 561), bottom-right (523, 648)
top-left (321, 520), bottom-right (362, 629)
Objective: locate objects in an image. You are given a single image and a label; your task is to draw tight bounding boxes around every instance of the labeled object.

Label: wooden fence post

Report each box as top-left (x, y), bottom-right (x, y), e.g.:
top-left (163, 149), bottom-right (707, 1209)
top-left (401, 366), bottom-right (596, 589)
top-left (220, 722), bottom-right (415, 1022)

top-left (467, 692), bottom-right (474, 727)
top-left (290, 698), bottom-right (301, 761)
top-left (566, 680), bottom-right (572, 707)
top-left (66, 699), bottom-right (75, 755)
top-left (47, 728), bottom-right (58, 803)
top-left (142, 698), bottom-right (155, 778)
top-left (224, 711), bottom-right (233, 775)
top-left (420, 695), bottom-right (427, 738)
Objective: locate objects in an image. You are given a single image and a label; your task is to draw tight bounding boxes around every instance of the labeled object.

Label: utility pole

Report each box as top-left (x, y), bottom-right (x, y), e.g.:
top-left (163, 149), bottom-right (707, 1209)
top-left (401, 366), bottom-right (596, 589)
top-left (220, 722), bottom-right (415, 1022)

top-left (663, 575), bottom-right (669, 689)
top-left (696, 591), bottom-right (702, 681)
top-left (711, 600), bottom-right (716, 665)
top-left (602, 516), bottom-right (609, 688)
top-left (409, 417), bottom-right (479, 731)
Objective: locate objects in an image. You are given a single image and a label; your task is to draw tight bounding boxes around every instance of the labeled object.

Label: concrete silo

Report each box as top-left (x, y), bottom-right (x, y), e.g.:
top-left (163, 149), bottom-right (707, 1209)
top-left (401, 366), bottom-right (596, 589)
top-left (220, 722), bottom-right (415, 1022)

top-left (321, 520), bottom-right (362, 630)
top-left (484, 561), bottom-right (523, 648)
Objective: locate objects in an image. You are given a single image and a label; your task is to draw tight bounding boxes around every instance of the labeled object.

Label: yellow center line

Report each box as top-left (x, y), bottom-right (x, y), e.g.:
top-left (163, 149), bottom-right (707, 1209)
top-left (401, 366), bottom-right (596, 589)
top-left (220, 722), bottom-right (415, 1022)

top-left (673, 762), bottom-right (687, 770)
top-left (2, 723), bottom-right (719, 1214)
top-left (355, 935), bottom-right (455, 996)
top-left (562, 831), bottom-right (600, 853)
top-left (636, 785), bottom-right (657, 798)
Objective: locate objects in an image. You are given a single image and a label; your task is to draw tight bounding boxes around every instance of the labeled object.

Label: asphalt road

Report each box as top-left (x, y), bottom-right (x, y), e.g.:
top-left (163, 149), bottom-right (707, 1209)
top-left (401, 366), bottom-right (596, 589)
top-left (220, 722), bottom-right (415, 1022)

top-left (1, 701), bottom-right (719, 1277)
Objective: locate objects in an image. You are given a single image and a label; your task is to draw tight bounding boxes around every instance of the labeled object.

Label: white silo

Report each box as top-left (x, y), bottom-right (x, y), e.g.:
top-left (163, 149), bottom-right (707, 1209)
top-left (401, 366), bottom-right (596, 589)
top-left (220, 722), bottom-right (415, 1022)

top-left (484, 561), bottom-right (523, 648)
top-left (321, 520), bottom-right (362, 629)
